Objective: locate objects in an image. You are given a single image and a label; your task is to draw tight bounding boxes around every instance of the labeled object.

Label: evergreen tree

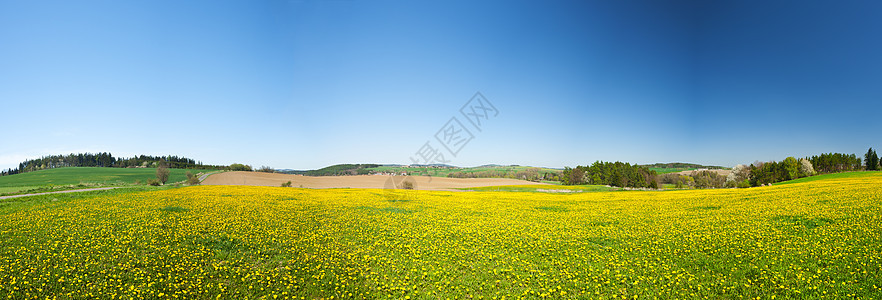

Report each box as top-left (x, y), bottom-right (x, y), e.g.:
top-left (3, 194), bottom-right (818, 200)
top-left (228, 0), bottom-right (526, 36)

top-left (866, 147), bottom-right (879, 171)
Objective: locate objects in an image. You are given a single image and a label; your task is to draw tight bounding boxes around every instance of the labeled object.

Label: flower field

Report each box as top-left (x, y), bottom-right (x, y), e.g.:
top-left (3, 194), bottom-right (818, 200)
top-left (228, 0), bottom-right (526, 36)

top-left (1, 173), bottom-right (881, 299)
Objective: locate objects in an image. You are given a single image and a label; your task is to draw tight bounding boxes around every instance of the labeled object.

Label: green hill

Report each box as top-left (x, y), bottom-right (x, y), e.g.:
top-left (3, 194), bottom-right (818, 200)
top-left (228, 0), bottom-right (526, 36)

top-left (640, 162), bottom-right (728, 174)
top-left (0, 167), bottom-right (211, 195)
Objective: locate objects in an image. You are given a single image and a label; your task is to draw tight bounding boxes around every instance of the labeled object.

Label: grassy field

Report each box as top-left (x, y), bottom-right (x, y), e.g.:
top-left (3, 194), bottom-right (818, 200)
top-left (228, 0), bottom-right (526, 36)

top-left (773, 171), bottom-right (877, 185)
top-left (0, 167), bottom-right (214, 195)
top-left (1, 173), bottom-right (881, 298)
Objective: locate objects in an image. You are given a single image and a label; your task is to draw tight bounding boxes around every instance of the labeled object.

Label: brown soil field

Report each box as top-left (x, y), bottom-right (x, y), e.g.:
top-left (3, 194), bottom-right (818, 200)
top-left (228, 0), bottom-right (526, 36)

top-left (201, 171), bottom-right (548, 190)
top-left (673, 169), bottom-right (733, 177)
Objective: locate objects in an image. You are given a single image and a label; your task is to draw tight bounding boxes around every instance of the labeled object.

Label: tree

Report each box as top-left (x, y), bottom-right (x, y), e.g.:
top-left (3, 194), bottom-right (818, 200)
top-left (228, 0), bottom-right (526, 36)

top-left (727, 164), bottom-right (750, 185)
top-left (798, 159), bottom-right (815, 177)
top-left (782, 157), bottom-right (799, 180)
top-left (257, 166), bottom-right (275, 173)
top-left (156, 165), bottom-right (170, 184)
top-left (865, 148), bottom-right (879, 171)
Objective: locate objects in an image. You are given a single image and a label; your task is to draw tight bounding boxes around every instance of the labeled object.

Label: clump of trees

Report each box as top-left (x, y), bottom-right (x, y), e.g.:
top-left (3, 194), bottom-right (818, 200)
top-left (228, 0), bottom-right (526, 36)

top-left (807, 153), bottom-right (862, 173)
top-left (692, 171), bottom-right (726, 189)
top-left (750, 157), bottom-right (822, 186)
top-left (561, 161), bottom-right (658, 189)
top-left (659, 169), bottom-right (742, 189)
top-left (257, 166), bottom-right (275, 173)
top-left (726, 164), bottom-right (752, 188)
top-left (228, 163), bottom-right (253, 172)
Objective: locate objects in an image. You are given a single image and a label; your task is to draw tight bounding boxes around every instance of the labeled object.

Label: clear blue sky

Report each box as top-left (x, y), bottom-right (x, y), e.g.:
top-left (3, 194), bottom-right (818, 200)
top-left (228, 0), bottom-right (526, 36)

top-left (2, 0), bottom-right (880, 170)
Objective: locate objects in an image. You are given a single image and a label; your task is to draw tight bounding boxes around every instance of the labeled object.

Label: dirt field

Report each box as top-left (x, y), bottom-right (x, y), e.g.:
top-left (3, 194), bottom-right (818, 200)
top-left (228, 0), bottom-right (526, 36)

top-left (201, 172), bottom-right (548, 190)
top-left (673, 169), bottom-right (733, 177)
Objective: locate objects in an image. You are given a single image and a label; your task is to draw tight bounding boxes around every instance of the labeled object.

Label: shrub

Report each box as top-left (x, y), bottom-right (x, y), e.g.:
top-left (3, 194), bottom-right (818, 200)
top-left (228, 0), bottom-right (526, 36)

top-left (401, 180), bottom-right (414, 190)
top-left (186, 171), bottom-right (200, 185)
top-left (281, 181), bottom-right (292, 187)
top-left (147, 179), bottom-right (161, 186)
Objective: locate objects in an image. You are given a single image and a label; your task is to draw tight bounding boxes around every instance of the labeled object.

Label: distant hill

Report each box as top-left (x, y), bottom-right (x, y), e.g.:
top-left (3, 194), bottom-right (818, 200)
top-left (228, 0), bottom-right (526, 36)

top-left (274, 169), bottom-right (308, 175)
top-left (298, 164), bottom-right (380, 176)
top-left (276, 163), bottom-right (562, 180)
top-left (639, 162), bottom-right (728, 174)
top-left (0, 167), bottom-right (204, 195)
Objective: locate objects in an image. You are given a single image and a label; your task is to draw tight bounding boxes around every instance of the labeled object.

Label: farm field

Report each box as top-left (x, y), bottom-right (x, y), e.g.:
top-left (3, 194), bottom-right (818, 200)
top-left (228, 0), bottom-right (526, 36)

top-left (0, 167), bottom-right (214, 195)
top-left (367, 165), bottom-right (563, 178)
top-left (201, 171), bottom-right (546, 190)
top-left (1, 173), bottom-right (881, 299)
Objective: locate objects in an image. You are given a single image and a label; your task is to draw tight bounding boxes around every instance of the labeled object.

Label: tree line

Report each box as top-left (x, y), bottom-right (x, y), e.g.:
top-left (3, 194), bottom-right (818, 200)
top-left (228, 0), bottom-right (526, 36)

top-left (559, 148), bottom-right (879, 190)
top-left (561, 161), bottom-right (658, 189)
top-left (746, 149), bottom-right (878, 187)
top-left (301, 164), bottom-right (380, 176)
top-left (447, 167), bottom-right (547, 182)
top-left (748, 157), bottom-right (815, 186)
top-left (806, 153), bottom-right (863, 173)
top-left (0, 153), bottom-right (225, 177)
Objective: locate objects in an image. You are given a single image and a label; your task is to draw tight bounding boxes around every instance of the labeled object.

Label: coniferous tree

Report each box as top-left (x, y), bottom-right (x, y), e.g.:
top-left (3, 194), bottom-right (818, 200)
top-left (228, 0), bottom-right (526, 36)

top-left (866, 148), bottom-right (879, 171)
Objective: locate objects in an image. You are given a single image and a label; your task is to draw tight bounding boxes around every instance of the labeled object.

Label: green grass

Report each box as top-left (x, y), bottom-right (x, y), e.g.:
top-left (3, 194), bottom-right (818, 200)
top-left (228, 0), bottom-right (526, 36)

top-left (774, 171), bottom-right (879, 185)
top-left (0, 186), bottom-right (41, 195)
top-left (0, 167), bottom-right (214, 195)
top-left (0, 185), bottom-right (179, 211)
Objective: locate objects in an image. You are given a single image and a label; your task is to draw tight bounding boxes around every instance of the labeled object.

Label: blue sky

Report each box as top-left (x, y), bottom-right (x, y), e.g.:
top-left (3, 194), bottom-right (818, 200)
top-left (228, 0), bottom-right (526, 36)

top-left (1, 0), bottom-right (880, 170)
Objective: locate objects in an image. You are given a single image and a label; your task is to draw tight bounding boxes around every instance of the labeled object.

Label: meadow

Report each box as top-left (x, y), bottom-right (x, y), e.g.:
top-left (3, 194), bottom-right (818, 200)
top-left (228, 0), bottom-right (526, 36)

top-left (1, 172), bottom-right (881, 299)
top-left (0, 167), bottom-right (212, 195)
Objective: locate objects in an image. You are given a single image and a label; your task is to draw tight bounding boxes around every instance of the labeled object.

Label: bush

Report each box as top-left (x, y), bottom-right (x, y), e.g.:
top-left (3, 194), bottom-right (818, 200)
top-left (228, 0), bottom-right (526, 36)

top-left (281, 181), bottom-right (292, 187)
top-left (401, 180), bottom-right (414, 190)
top-left (147, 179), bottom-right (161, 186)
top-left (186, 171), bottom-right (200, 185)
